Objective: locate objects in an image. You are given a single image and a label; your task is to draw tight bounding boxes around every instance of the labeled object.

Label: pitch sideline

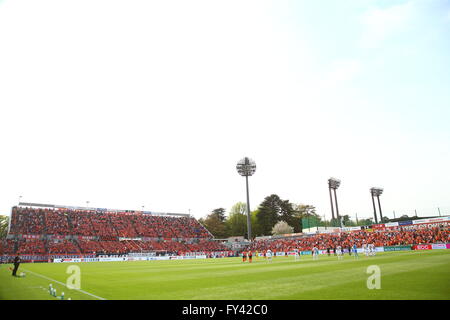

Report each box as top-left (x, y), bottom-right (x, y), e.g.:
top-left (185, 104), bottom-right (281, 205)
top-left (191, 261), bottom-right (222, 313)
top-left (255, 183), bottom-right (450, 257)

top-left (22, 268), bottom-right (107, 300)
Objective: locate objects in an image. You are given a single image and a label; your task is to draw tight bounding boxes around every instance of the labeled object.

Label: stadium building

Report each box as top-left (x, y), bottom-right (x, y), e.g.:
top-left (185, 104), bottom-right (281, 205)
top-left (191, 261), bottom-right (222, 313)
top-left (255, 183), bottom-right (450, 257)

top-left (0, 203), bottom-right (233, 263)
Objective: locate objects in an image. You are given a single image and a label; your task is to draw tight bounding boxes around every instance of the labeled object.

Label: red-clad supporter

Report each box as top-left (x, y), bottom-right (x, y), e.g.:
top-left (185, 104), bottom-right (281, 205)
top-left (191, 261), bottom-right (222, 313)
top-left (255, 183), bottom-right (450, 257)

top-left (44, 210), bottom-right (71, 235)
top-left (249, 223), bottom-right (450, 252)
top-left (9, 207), bottom-right (212, 240)
top-left (10, 207), bottom-right (46, 235)
top-left (78, 240), bottom-right (104, 254)
top-left (1, 240), bottom-right (16, 255)
top-left (6, 206), bottom-right (448, 258)
top-left (109, 213), bottom-right (138, 238)
top-left (184, 240), bottom-right (228, 254)
top-left (89, 212), bottom-right (118, 239)
top-left (47, 240), bottom-right (81, 254)
top-left (16, 240), bottom-right (46, 255)
top-left (68, 211), bottom-right (96, 236)
top-left (132, 215), bottom-right (211, 239)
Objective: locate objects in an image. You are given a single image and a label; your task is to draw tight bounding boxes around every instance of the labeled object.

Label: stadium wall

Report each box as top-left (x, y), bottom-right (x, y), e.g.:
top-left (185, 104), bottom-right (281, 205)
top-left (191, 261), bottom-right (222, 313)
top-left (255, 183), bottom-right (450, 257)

top-left (52, 255), bottom-right (209, 263)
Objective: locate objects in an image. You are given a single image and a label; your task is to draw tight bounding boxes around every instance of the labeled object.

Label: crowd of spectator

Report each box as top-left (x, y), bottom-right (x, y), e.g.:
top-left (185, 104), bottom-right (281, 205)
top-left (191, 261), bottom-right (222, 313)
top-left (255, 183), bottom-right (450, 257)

top-left (1, 238), bottom-right (229, 256)
top-left (68, 210), bottom-right (96, 236)
top-left (5, 207), bottom-right (449, 258)
top-left (248, 223), bottom-right (450, 252)
top-left (44, 210), bottom-right (71, 235)
top-left (3, 206), bottom-right (226, 256)
top-left (47, 240), bottom-right (81, 254)
top-left (16, 240), bottom-right (46, 255)
top-left (9, 207), bottom-right (46, 235)
top-left (9, 207), bottom-right (212, 240)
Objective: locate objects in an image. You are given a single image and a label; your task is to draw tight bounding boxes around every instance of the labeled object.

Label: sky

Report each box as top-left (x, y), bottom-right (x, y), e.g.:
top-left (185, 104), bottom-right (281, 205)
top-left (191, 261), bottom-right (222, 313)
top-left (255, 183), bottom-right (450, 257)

top-left (0, 0), bottom-right (449, 221)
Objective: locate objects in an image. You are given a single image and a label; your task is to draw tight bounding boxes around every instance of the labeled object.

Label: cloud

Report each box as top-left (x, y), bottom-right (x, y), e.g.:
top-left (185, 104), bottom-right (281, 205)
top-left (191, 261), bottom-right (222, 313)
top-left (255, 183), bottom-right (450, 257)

top-left (327, 59), bottom-right (362, 84)
top-left (359, 1), bottom-right (415, 48)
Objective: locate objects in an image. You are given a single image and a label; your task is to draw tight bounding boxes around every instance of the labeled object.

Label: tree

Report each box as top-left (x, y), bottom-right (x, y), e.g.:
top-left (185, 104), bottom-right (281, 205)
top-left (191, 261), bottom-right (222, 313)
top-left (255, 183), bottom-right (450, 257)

top-left (293, 204), bottom-right (318, 230)
top-left (341, 215), bottom-right (358, 226)
top-left (279, 199), bottom-right (301, 232)
top-left (250, 210), bottom-right (262, 238)
top-left (255, 194), bottom-right (283, 235)
top-left (226, 202), bottom-right (247, 237)
top-left (200, 209), bottom-right (229, 238)
top-left (0, 215), bottom-right (9, 239)
top-left (293, 204), bottom-right (316, 217)
top-left (254, 194), bottom-right (303, 235)
top-left (381, 216), bottom-right (390, 223)
top-left (358, 218), bottom-right (374, 226)
top-left (210, 208), bottom-right (226, 222)
top-left (271, 221), bottom-right (294, 235)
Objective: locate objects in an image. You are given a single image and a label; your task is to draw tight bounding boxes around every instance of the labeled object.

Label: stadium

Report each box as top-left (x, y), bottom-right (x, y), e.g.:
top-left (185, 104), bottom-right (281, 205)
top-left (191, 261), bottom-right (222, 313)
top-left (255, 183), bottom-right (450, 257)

top-left (1, 0), bottom-right (450, 308)
top-left (1, 201), bottom-right (449, 300)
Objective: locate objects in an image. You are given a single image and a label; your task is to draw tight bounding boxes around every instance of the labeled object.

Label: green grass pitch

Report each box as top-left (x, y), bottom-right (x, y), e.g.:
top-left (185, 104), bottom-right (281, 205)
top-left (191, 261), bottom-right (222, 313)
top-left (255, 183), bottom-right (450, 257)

top-left (1, 250), bottom-right (449, 300)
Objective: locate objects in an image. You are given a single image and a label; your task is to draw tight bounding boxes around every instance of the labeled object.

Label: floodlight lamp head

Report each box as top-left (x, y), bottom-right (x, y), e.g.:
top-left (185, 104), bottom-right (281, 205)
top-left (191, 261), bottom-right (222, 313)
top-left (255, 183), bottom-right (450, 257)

top-left (236, 157), bottom-right (256, 177)
top-left (328, 177), bottom-right (341, 189)
top-left (370, 187), bottom-right (383, 196)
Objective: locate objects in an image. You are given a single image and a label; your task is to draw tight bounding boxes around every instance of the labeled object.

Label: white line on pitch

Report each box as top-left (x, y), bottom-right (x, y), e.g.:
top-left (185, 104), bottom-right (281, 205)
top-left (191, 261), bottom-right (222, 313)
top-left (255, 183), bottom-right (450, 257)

top-left (22, 269), bottom-right (107, 300)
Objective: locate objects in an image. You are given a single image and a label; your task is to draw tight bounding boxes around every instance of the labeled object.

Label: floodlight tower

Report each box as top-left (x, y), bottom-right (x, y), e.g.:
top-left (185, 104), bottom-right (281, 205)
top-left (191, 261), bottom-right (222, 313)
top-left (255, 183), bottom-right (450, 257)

top-left (376, 188), bottom-right (383, 221)
top-left (370, 189), bottom-right (378, 224)
top-left (328, 178), bottom-right (341, 226)
top-left (236, 157), bottom-right (256, 241)
top-left (370, 188), bottom-right (383, 223)
top-left (370, 187), bottom-right (384, 223)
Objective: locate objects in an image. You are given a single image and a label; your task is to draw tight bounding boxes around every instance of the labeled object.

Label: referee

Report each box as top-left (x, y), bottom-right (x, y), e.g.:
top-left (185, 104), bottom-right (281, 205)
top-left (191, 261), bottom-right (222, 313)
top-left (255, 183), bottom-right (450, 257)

top-left (12, 255), bottom-right (21, 277)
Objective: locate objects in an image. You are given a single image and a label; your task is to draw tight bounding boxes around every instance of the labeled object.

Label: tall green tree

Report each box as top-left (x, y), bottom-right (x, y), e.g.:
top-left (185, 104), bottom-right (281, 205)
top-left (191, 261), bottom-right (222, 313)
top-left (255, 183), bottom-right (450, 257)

top-left (200, 208), bottom-right (229, 238)
top-left (226, 202), bottom-right (247, 236)
top-left (279, 199), bottom-right (301, 232)
top-left (211, 208), bottom-right (226, 222)
top-left (0, 215), bottom-right (9, 239)
top-left (293, 204), bottom-right (317, 230)
top-left (341, 215), bottom-right (354, 226)
top-left (250, 210), bottom-right (262, 237)
top-left (255, 194), bottom-right (283, 235)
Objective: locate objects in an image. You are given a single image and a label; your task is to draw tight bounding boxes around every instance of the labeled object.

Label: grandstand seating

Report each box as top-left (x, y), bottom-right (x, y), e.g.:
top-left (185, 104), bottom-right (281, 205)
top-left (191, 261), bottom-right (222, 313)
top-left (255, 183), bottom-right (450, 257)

top-left (3, 206), bottom-right (226, 257)
top-left (16, 240), bottom-right (46, 255)
top-left (4, 206), bottom-right (448, 259)
top-left (47, 240), bottom-right (81, 254)
top-left (248, 223), bottom-right (450, 252)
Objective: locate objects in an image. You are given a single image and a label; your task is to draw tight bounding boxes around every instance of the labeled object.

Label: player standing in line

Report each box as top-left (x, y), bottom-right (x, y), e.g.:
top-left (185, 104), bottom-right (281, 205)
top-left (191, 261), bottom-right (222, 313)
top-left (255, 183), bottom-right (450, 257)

top-left (312, 246), bottom-right (318, 260)
top-left (242, 251), bottom-right (247, 263)
top-left (266, 249), bottom-right (272, 263)
top-left (294, 249), bottom-right (300, 261)
top-left (248, 251), bottom-right (253, 263)
top-left (363, 243), bottom-right (369, 257)
top-left (337, 245), bottom-right (343, 260)
top-left (370, 244), bottom-right (376, 256)
top-left (352, 243), bottom-right (359, 259)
